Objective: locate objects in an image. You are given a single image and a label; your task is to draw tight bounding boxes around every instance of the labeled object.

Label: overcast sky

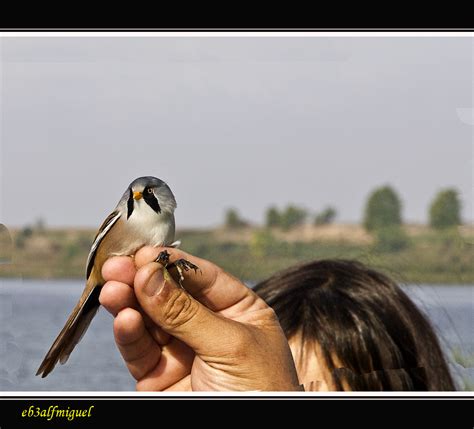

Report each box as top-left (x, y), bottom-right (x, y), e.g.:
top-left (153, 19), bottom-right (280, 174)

top-left (0, 36), bottom-right (472, 228)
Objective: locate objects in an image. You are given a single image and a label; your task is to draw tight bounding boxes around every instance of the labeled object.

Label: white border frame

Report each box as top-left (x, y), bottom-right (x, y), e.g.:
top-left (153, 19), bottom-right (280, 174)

top-left (0, 29), bottom-right (472, 398)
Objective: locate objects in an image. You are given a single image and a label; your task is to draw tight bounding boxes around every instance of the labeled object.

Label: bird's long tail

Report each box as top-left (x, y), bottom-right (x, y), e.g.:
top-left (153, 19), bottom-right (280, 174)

top-left (36, 281), bottom-right (102, 378)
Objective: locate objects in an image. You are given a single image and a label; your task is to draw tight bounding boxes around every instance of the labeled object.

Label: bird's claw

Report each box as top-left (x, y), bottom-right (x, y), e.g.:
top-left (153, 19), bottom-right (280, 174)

top-left (155, 249), bottom-right (171, 266)
top-left (154, 250), bottom-right (200, 288)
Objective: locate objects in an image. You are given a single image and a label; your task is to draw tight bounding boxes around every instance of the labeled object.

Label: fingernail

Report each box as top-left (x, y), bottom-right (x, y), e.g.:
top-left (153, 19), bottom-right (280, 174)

top-left (144, 266), bottom-right (165, 297)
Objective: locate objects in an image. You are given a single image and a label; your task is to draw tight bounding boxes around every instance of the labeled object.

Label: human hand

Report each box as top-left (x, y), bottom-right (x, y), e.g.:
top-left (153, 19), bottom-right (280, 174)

top-left (99, 246), bottom-right (301, 391)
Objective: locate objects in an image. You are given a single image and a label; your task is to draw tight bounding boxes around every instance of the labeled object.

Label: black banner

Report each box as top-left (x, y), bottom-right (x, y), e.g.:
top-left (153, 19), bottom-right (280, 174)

top-left (0, 397), bottom-right (473, 427)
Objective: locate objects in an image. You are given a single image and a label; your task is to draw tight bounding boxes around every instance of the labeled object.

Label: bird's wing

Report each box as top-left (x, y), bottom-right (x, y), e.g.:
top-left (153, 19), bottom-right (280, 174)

top-left (86, 210), bottom-right (122, 280)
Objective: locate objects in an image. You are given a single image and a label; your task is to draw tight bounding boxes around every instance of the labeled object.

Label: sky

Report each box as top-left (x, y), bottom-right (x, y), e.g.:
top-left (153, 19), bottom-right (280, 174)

top-left (0, 35), bottom-right (472, 228)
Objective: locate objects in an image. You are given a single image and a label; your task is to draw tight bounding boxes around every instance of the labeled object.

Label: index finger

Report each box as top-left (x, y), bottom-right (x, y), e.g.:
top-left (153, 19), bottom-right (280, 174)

top-left (134, 246), bottom-right (264, 313)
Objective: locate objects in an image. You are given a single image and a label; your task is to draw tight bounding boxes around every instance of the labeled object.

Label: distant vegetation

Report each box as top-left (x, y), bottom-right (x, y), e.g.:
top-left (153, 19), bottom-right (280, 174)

top-left (361, 185), bottom-right (407, 253)
top-left (265, 206), bottom-right (280, 228)
top-left (1, 185), bottom-right (472, 284)
top-left (265, 205), bottom-right (337, 229)
top-left (429, 188), bottom-right (462, 229)
top-left (224, 208), bottom-right (249, 229)
top-left (0, 224), bottom-right (13, 263)
top-left (2, 224), bottom-right (472, 284)
top-left (264, 205), bottom-right (308, 230)
top-left (314, 206), bottom-right (337, 225)
top-left (363, 185), bottom-right (402, 231)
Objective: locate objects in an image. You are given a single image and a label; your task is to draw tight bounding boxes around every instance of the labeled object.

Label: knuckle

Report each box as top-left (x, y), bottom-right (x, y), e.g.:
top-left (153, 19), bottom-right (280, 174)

top-left (261, 307), bottom-right (279, 323)
top-left (162, 291), bottom-right (198, 330)
top-left (231, 328), bottom-right (254, 357)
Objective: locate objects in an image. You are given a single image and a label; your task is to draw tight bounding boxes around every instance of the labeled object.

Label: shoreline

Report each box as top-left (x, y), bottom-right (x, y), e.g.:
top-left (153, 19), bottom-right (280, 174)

top-left (1, 224), bottom-right (473, 284)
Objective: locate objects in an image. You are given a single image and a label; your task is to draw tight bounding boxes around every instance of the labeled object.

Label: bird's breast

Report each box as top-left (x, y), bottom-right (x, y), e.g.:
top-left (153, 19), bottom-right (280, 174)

top-left (113, 208), bottom-right (175, 256)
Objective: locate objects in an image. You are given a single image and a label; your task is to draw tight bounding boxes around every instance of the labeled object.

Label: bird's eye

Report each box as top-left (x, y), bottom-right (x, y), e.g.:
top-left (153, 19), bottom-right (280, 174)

top-left (147, 188), bottom-right (154, 194)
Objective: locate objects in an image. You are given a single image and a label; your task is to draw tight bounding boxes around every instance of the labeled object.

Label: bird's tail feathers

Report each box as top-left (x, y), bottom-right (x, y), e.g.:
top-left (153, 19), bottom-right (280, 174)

top-left (36, 282), bottom-right (101, 378)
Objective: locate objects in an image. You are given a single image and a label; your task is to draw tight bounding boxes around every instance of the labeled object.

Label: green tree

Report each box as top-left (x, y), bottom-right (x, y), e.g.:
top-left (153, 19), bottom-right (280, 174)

top-left (429, 188), bottom-right (461, 229)
top-left (374, 225), bottom-right (410, 253)
top-left (265, 206), bottom-right (281, 228)
top-left (280, 205), bottom-right (307, 230)
top-left (224, 208), bottom-right (248, 229)
top-left (314, 206), bottom-right (337, 225)
top-left (363, 185), bottom-right (402, 231)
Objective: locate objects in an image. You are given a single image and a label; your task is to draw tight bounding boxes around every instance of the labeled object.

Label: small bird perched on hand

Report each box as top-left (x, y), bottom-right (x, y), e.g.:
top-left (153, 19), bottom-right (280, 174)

top-left (37, 176), bottom-right (198, 378)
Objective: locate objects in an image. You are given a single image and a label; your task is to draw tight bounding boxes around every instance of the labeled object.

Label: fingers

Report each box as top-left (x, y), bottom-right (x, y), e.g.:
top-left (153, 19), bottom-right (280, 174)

top-left (133, 260), bottom-right (242, 355)
top-left (114, 308), bottom-right (194, 390)
top-left (99, 281), bottom-right (138, 316)
top-left (102, 256), bottom-right (136, 284)
top-left (100, 256), bottom-right (138, 316)
top-left (136, 340), bottom-right (194, 391)
top-left (135, 246), bottom-right (219, 298)
top-left (113, 308), bottom-right (162, 380)
top-left (164, 374), bottom-right (192, 391)
top-left (135, 246), bottom-right (213, 271)
top-left (102, 254), bottom-right (198, 389)
top-left (135, 246), bottom-right (263, 314)
top-left (100, 280), bottom-right (171, 345)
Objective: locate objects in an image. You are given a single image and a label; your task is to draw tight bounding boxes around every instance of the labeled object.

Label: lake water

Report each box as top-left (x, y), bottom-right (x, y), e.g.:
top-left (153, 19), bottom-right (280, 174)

top-left (0, 279), bottom-right (473, 391)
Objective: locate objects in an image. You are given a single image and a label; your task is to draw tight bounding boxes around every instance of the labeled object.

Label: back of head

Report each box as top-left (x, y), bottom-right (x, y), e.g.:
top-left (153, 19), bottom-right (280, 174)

top-left (254, 259), bottom-right (455, 391)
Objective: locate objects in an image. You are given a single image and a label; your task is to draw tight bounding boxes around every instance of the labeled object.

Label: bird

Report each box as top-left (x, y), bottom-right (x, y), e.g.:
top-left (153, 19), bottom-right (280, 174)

top-left (36, 176), bottom-right (197, 378)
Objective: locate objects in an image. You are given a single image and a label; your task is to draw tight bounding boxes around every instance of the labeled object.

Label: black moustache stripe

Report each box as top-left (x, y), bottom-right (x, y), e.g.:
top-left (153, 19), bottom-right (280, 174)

top-left (144, 190), bottom-right (161, 214)
top-left (127, 188), bottom-right (134, 219)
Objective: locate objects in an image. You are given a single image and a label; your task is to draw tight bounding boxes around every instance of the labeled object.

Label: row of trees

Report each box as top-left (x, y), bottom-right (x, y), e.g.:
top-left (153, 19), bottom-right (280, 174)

top-left (265, 205), bottom-right (337, 229)
top-left (225, 205), bottom-right (337, 231)
top-left (224, 186), bottom-right (462, 231)
top-left (364, 186), bottom-right (461, 231)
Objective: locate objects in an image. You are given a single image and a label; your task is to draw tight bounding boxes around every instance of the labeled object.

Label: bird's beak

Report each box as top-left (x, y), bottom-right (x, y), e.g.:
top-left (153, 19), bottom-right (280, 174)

top-left (133, 191), bottom-right (143, 201)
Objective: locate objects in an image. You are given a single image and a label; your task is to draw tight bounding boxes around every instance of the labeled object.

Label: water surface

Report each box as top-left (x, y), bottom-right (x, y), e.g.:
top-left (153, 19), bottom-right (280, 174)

top-left (0, 279), bottom-right (472, 391)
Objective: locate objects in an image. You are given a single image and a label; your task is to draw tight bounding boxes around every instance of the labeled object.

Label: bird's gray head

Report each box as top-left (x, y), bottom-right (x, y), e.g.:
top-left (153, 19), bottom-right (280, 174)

top-left (120, 176), bottom-right (177, 219)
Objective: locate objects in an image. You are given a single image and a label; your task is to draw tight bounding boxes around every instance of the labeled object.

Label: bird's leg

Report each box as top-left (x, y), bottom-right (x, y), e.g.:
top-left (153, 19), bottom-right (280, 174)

top-left (168, 259), bottom-right (200, 287)
top-left (155, 249), bottom-right (171, 266)
top-left (154, 250), bottom-right (200, 288)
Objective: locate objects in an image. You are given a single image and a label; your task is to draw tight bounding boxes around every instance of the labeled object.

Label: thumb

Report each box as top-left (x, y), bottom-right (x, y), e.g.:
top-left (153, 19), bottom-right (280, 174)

top-left (134, 262), bottom-right (240, 355)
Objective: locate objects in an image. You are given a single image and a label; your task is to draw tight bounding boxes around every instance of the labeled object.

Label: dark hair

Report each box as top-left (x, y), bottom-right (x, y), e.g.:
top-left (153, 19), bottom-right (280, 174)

top-left (254, 259), bottom-right (455, 391)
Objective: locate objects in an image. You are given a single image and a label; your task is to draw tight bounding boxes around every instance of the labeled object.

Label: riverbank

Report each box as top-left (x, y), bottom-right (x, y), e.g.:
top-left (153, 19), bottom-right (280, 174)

top-left (1, 224), bottom-right (473, 284)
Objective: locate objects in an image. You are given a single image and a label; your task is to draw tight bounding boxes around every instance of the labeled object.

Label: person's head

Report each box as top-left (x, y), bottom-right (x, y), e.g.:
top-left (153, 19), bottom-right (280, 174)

top-left (254, 259), bottom-right (455, 391)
